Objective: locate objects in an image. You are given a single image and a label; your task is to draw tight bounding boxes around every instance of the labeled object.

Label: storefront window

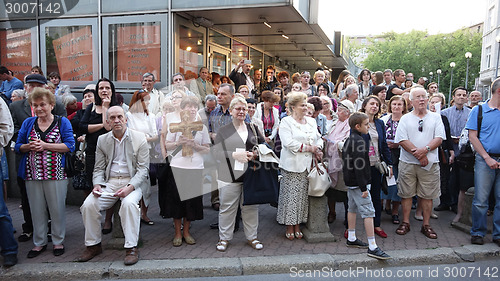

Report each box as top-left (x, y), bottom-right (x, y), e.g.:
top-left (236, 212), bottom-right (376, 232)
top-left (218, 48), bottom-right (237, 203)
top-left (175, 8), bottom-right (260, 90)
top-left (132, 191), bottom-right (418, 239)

top-left (108, 22), bottom-right (161, 82)
top-left (179, 24), bottom-right (204, 80)
top-left (249, 47), bottom-right (263, 73)
top-left (209, 30), bottom-right (230, 49)
top-left (0, 27), bottom-right (34, 80)
top-left (231, 40), bottom-right (248, 72)
top-left (45, 25), bottom-right (93, 81)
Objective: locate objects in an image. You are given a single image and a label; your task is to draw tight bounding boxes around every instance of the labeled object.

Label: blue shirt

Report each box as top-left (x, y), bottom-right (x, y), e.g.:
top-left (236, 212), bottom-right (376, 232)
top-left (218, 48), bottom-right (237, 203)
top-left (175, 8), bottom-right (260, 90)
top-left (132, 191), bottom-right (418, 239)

top-left (465, 100), bottom-right (500, 154)
top-left (208, 105), bottom-right (251, 134)
top-left (441, 105), bottom-right (471, 154)
top-left (0, 77), bottom-right (24, 100)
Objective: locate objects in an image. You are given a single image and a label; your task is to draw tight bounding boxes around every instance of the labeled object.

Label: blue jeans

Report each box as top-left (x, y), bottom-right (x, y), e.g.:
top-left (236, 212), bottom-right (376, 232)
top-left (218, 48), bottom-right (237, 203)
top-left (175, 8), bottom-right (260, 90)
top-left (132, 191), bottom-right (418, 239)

top-left (0, 175), bottom-right (18, 256)
top-left (471, 155), bottom-right (500, 239)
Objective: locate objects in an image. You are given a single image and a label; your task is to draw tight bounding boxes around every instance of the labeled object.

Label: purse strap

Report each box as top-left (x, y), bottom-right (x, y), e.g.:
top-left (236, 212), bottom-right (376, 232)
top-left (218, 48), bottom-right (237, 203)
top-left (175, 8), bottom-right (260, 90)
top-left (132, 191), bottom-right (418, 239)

top-left (220, 137), bottom-right (236, 182)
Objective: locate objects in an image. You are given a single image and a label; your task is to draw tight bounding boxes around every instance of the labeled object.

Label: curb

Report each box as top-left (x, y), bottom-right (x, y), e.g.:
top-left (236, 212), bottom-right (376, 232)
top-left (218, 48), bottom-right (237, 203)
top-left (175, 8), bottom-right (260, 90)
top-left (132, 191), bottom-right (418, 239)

top-left (1, 244), bottom-right (499, 280)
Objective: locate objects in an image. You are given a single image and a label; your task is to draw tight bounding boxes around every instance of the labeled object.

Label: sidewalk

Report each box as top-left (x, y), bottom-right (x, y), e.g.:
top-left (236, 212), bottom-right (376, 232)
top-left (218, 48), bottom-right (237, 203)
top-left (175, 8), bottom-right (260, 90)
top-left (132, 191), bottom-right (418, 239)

top-left (2, 184), bottom-right (499, 280)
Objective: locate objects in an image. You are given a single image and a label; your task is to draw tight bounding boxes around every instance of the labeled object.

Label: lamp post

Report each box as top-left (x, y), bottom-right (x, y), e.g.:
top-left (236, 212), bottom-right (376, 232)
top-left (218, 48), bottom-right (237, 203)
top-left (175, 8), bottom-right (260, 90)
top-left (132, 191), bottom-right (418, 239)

top-left (429, 72), bottom-right (433, 82)
top-left (465, 52), bottom-right (472, 90)
top-left (449, 62), bottom-right (456, 106)
top-left (495, 36), bottom-right (500, 78)
top-left (437, 69), bottom-right (441, 90)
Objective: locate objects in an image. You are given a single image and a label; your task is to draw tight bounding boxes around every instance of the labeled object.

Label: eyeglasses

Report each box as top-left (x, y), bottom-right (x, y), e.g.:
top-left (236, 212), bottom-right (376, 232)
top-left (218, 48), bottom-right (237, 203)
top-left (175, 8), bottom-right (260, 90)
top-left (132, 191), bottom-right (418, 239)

top-left (171, 96), bottom-right (182, 100)
top-left (233, 107), bottom-right (247, 112)
top-left (418, 119), bottom-right (423, 132)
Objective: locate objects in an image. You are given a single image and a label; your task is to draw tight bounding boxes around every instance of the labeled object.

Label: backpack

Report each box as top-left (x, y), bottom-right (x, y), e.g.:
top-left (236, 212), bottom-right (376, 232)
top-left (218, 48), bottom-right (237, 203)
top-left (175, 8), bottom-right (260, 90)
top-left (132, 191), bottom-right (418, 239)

top-left (455, 104), bottom-right (483, 171)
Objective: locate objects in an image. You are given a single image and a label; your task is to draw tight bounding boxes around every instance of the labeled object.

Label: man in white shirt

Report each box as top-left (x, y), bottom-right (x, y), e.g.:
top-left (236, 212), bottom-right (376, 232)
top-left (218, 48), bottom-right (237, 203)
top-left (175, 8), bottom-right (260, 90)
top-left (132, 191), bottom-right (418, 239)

top-left (77, 106), bottom-right (150, 265)
top-left (394, 87), bottom-right (446, 239)
top-left (141, 72), bottom-right (164, 116)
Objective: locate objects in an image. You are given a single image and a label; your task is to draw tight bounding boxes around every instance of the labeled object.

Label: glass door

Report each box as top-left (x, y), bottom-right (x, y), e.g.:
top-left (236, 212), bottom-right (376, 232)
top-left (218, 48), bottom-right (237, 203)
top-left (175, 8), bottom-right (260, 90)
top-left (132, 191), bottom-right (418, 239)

top-left (209, 44), bottom-right (230, 76)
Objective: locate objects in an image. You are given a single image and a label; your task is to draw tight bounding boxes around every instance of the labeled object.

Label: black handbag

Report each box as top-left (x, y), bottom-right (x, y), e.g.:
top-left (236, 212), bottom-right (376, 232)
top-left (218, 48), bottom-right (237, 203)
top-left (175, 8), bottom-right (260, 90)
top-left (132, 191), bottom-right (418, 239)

top-left (242, 160), bottom-right (279, 206)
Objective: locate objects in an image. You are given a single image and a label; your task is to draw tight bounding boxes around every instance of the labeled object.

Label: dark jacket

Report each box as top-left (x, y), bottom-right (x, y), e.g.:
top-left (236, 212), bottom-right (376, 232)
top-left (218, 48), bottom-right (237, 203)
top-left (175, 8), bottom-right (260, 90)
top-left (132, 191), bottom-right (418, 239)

top-left (214, 122), bottom-right (265, 182)
top-left (438, 115), bottom-right (453, 164)
top-left (342, 129), bottom-right (371, 192)
top-left (361, 118), bottom-right (392, 165)
top-left (229, 69), bottom-right (248, 92)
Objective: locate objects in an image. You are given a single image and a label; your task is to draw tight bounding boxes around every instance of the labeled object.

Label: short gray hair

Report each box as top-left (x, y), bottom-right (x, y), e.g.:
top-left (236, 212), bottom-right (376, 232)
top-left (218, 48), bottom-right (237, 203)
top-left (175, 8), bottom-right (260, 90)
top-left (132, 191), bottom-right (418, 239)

top-left (61, 93), bottom-right (77, 107)
top-left (220, 83), bottom-right (235, 95)
top-left (492, 77), bottom-right (500, 94)
top-left (205, 94), bottom-right (217, 103)
top-left (11, 89), bottom-right (26, 99)
top-left (142, 72), bottom-right (155, 81)
top-left (409, 87), bottom-right (427, 100)
top-left (345, 84), bottom-right (358, 97)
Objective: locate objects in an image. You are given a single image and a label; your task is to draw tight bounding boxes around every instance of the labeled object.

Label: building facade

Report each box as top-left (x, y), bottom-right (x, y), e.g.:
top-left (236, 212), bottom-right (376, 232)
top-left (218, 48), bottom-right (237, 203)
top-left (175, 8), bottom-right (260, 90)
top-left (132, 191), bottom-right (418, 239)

top-left (479, 0), bottom-right (500, 97)
top-left (0, 0), bottom-right (347, 93)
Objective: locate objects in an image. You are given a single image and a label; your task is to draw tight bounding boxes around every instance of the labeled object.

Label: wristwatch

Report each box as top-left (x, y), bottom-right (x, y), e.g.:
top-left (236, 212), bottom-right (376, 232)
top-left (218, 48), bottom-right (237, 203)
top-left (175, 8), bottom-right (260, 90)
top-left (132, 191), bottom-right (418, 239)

top-left (425, 145), bottom-right (431, 152)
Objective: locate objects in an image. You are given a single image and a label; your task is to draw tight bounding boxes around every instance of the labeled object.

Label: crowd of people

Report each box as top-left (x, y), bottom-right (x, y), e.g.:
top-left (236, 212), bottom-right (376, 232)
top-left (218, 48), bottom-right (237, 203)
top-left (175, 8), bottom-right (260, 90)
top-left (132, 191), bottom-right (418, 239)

top-left (0, 62), bottom-right (499, 267)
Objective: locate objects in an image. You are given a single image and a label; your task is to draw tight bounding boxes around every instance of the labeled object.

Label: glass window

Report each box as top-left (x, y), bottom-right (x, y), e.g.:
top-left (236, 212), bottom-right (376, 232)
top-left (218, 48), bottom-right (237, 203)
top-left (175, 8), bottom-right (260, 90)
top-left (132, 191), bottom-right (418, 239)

top-left (178, 24), bottom-right (205, 80)
top-left (102, 0), bottom-right (167, 13)
top-left (231, 40), bottom-right (248, 71)
top-left (249, 47), bottom-right (263, 72)
top-left (209, 30), bottom-right (230, 49)
top-left (108, 22), bottom-right (162, 82)
top-left (173, 0), bottom-right (286, 9)
top-left (45, 25), bottom-right (94, 81)
top-left (264, 54), bottom-right (273, 72)
top-left (0, 24), bottom-right (35, 80)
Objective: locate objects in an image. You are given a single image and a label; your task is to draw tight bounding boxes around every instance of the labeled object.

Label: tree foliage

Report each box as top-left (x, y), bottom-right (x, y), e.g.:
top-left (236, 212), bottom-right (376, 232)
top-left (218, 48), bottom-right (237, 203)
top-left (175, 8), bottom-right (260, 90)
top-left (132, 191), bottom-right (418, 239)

top-left (362, 29), bottom-right (482, 94)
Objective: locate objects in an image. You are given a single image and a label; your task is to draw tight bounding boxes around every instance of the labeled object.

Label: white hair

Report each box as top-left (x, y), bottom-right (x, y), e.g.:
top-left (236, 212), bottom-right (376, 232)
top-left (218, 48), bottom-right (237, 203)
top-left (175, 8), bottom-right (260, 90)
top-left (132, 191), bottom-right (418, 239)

top-left (409, 87), bottom-right (427, 100)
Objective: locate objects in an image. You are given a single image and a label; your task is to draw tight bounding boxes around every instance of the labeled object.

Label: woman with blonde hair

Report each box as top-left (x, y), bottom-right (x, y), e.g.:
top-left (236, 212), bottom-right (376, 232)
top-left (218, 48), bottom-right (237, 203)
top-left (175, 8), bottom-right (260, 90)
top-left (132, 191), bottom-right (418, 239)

top-left (277, 91), bottom-right (323, 240)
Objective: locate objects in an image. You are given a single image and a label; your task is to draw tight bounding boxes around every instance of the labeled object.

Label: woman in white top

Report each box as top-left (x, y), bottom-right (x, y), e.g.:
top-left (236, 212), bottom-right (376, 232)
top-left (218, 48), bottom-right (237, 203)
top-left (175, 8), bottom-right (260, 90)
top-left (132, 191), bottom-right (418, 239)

top-left (277, 92), bottom-right (323, 240)
top-left (127, 90), bottom-right (158, 225)
top-left (254, 91), bottom-right (280, 145)
top-left (164, 96), bottom-right (210, 247)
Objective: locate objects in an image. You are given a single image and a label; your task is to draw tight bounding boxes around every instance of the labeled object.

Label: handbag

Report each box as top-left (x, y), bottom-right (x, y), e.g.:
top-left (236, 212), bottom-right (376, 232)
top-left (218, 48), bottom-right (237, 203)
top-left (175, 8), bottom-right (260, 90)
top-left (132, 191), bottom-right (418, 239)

top-left (242, 159), bottom-right (279, 205)
top-left (244, 124), bottom-right (279, 205)
top-left (307, 159), bottom-right (331, 197)
top-left (71, 141), bottom-right (90, 190)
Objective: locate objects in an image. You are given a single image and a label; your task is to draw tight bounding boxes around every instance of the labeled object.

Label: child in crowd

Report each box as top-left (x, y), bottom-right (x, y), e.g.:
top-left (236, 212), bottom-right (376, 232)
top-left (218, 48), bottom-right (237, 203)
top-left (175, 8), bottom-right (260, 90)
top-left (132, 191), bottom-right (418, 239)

top-left (342, 112), bottom-right (391, 260)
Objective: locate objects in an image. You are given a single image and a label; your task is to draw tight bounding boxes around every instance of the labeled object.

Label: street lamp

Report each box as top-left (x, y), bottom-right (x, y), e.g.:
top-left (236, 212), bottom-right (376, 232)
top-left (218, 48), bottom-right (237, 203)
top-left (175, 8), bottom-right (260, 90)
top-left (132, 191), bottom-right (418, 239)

top-left (449, 62), bottom-right (456, 106)
top-left (495, 36), bottom-right (500, 78)
top-left (465, 52), bottom-right (472, 90)
top-left (429, 72), bottom-right (433, 82)
top-left (437, 69), bottom-right (442, 90)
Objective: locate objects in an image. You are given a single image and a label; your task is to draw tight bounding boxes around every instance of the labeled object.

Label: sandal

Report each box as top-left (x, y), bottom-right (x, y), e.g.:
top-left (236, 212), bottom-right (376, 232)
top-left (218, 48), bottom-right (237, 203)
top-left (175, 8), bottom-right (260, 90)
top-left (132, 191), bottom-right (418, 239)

top-left (216, 240), bottom-right (228, 252)
top-left (295, 231), bottom-right (303, 239)
top-left (392, 215), bottom-right (400, 224)
top-left (421, 225), bottom-right (437, 239)
top-left (183, 235), bottom-right (196, 245)
top-left (285, 232), bottom-right (294, 240)
top-left (173, 237), bottom-right (182, 247)
top-left (247, 239), bottom-right (263, 250)
top-left (396, 222), bottom-right (410, 235)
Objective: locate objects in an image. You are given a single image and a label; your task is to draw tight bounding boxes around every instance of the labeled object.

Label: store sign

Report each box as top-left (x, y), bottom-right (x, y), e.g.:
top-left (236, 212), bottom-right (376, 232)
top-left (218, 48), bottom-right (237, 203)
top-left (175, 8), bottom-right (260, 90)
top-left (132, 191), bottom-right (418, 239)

top-left (52, 26), bottom-right (93, 81)
top-left (0, 29), bottom-right (32, 80)
top-left (115, 24), bottom-right (161, 82)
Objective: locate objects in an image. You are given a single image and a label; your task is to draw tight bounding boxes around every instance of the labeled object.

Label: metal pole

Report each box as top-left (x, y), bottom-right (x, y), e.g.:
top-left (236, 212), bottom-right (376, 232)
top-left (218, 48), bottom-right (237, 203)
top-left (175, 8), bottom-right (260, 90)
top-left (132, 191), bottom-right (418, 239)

top-left (449, 68), bottom-right (454, 106)
top-left (465, 58), bottom-right (470, 90)
top-left (437, 73), bottom-right (440, 90)
top-left (496, 43), bottom-right (500, 78)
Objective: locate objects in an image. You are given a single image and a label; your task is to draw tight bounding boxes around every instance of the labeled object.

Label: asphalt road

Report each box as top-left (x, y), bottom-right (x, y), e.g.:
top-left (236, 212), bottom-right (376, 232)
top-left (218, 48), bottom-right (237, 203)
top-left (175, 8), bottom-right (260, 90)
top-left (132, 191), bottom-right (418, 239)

top-left (94, 258), bottom-right (500, 281)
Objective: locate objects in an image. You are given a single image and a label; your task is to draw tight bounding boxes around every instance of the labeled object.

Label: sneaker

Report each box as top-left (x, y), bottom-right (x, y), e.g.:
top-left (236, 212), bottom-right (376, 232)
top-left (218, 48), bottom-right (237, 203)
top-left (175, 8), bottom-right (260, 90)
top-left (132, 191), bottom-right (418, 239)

top-left (471, 235), bottom-right (484, 245)
top-left (346, 238), bottom-right (368, 248)
top-left (18, 232), bottom-right (32, 242)
top-left (3, 254), bottom-right (17, 267)
top-left (367, 247), bottom-right (391, 260)
top-left (493, 239), bottom-right (500, 247)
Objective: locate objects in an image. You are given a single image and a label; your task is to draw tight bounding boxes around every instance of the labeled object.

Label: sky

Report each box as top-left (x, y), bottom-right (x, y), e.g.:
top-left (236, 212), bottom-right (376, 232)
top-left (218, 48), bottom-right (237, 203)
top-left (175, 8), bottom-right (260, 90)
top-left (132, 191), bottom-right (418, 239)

top-left (319, 0), bottom-right (487, 37)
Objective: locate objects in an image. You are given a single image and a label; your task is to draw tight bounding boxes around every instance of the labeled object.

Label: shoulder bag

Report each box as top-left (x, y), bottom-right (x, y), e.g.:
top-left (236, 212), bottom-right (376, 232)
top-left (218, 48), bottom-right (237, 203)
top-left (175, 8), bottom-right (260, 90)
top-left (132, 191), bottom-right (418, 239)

top-left (307, 158), bottom-right (331, 197)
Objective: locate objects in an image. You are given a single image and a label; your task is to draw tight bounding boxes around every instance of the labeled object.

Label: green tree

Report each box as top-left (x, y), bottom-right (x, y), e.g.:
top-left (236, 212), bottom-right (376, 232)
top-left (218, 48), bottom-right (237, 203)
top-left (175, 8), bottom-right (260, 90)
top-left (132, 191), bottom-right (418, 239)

top-left (362, 29), bottom-right (481, 97)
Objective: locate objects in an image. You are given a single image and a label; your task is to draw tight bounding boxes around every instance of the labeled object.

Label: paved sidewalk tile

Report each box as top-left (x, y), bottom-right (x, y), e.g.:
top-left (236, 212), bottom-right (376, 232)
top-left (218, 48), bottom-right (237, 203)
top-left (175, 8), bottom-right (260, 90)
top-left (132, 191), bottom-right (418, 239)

top-left (6, 184), bottom-right (474, 265)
